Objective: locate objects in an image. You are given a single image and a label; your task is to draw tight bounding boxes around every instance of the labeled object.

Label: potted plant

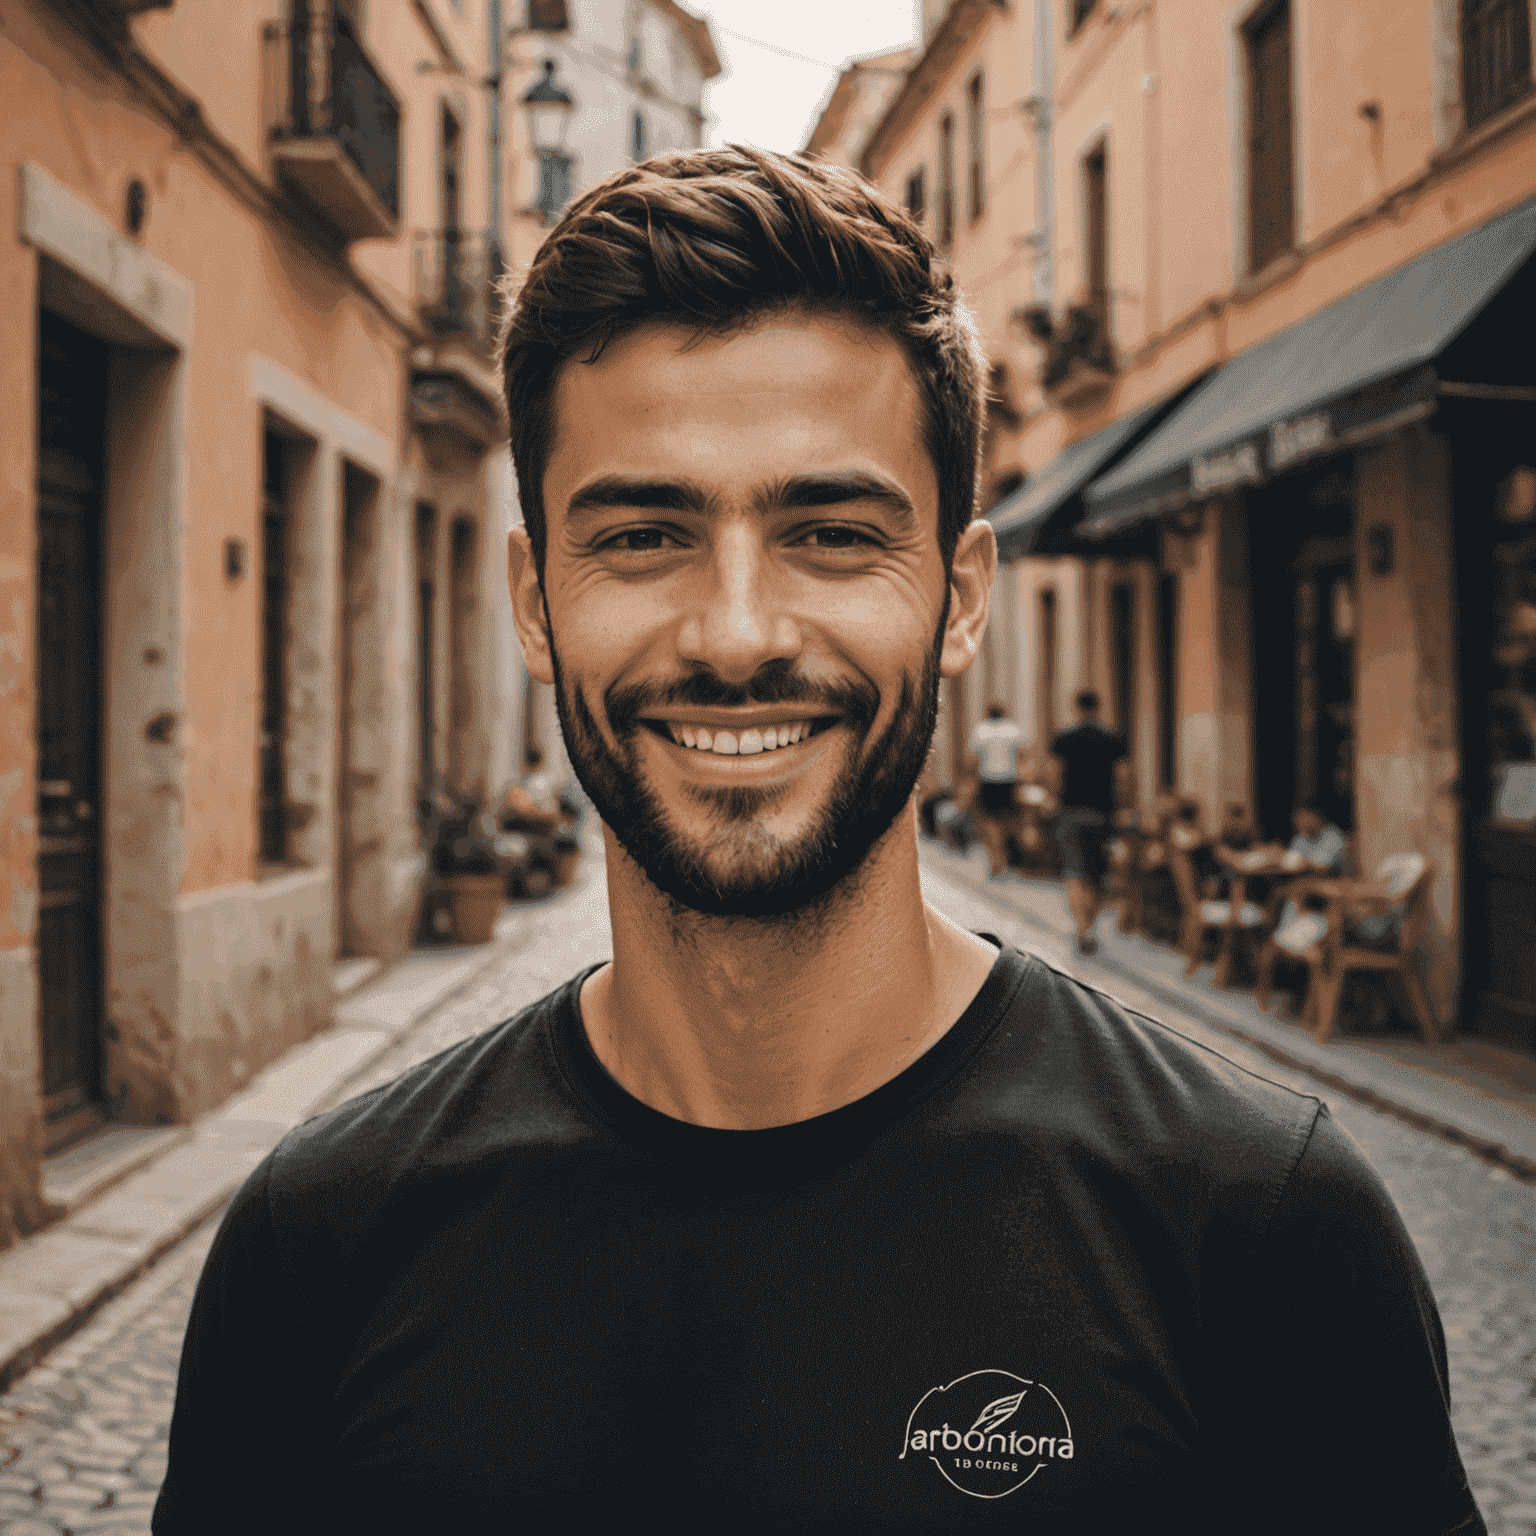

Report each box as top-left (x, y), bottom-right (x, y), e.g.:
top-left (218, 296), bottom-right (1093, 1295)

top-left (432, 797), bottom-right (505, 944)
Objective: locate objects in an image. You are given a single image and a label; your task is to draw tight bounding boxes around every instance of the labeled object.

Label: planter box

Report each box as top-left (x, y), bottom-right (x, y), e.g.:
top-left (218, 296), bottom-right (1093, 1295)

top-left (446, 872), bottom-right (504, 944)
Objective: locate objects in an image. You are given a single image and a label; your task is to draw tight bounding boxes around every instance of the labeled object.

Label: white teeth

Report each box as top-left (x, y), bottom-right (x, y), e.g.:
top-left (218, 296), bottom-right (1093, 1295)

top-left (665, 720), bottom-right (814, 753)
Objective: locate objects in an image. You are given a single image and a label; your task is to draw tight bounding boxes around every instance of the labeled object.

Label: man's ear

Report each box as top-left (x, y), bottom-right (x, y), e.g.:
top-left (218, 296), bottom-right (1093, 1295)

top-left (940, 517), bottom-right (997, 679)
top-left (507, 526), bottom-right (556, 685)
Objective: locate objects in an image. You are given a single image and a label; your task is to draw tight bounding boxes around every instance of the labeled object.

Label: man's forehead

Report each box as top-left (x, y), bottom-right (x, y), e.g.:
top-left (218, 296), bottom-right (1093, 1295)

top-left (554, 308), bottom-right (917, 403)
top-left (543, 308), bottom-right (933, 501)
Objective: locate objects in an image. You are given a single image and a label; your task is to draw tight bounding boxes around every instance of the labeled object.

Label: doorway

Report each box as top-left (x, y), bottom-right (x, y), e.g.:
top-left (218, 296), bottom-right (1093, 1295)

top-left (1249, 458), bottom-right (1357, 845)
top-left (35, 311), bottom-right (109, 1152)
top-left (337, 461), bottom-right (378, 957)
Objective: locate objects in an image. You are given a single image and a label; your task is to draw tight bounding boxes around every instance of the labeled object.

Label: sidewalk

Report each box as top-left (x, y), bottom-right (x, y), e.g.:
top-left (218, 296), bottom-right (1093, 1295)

top-left (0, 867), bottom-right (597, 1393)
top-left (920, 838), bottom-right (1536, 1177)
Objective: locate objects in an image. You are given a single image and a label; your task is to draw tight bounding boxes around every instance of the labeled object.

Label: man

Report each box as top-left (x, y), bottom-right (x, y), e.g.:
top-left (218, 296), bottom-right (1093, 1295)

top-left (1048, 689), bottom-right (1131, 955)
top-left (154, 150), bottom-right (1482, 1534)
top-left (1288, 801), bottom-right (1349, 875)
top-left (968, 701), bottom-right (1024, 875)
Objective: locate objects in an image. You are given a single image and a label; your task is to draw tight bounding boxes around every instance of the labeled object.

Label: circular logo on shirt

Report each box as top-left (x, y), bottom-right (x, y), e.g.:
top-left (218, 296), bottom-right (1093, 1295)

top-left (899, 1369), bottom-right (1074, 1499)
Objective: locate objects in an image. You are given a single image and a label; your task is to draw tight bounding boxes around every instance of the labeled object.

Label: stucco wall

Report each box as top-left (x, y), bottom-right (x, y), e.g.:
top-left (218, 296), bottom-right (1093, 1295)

top-left (1354, 426), bottom-right (1462, 1024)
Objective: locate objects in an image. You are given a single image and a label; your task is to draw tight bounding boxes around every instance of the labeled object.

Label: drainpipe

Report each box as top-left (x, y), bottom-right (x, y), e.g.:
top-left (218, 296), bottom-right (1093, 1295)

top-left (488, 0), bottom-right (503, 252)
top-left (1030, 0), bottom-right (1055, 308)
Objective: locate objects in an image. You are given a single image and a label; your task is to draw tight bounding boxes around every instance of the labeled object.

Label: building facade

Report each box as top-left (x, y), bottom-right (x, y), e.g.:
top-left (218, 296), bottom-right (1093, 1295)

top-left (0, 0), bottom-right (527, 1247)
top-left (811, 0), bottom-right (1536, 1045)
top-left (498, 0), bottom-right (719, 782)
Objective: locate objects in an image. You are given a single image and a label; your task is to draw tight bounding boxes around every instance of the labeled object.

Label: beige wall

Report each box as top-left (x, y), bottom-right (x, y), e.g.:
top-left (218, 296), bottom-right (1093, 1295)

top-left (1353, 428), bottom-right (1462, 1024)
top-left (0, 0), bottom-right (525, 1244)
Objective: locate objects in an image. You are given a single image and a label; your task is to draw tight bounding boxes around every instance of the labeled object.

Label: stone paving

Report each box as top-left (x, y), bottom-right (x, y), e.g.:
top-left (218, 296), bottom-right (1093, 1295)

top-left (1, 851), bottom-right (1532, 1533)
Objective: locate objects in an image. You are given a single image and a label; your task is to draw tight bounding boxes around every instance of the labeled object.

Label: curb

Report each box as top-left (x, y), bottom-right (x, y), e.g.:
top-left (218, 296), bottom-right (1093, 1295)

top-left (0, 915), bottom-right (533, 1393)
top-left (921, 847), bottom-right (1536, 1181)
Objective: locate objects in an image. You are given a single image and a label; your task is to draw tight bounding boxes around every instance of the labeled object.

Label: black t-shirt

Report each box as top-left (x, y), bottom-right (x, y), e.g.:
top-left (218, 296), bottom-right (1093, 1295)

top-left (153, 945), bottom-right (1483, 1535)
top-left (1051, 722), bottom-right (1129, 813)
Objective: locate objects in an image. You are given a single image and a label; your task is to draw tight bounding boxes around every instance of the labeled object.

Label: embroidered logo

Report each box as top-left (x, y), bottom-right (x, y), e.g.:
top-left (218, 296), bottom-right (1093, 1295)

top-left (900, 1369), bottom-right (1074, 1500)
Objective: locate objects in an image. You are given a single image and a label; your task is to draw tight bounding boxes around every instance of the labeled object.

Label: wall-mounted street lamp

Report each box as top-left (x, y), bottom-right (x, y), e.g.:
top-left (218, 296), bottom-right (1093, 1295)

top-left (523, 58), bottom-right (575, 225)
top-left (524, 58), bottom-right (574, 153)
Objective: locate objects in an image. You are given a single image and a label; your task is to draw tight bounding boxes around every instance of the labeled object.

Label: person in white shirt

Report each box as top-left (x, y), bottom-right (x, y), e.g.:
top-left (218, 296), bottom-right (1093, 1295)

top-left (968, 704), bottom-right (1024, 877)
top-left (1287, 805), bottom-right (1347, 876)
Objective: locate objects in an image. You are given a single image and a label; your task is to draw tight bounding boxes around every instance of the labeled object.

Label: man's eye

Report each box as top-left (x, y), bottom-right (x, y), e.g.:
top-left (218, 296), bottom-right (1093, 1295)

top-left (603, 528), bottom-right (674, 552)
top-left (800, 525), bottom-right (877, 549)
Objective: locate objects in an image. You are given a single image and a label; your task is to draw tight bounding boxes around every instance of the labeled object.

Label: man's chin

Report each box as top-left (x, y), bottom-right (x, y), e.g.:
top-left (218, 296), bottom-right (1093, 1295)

top-left (616, 816), bottom-right (873, 921)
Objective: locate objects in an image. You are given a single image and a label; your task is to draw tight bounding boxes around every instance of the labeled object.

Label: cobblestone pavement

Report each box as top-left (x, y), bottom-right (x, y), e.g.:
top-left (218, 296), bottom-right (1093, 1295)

top-left (2, 853), bottom-right (1532, 1533)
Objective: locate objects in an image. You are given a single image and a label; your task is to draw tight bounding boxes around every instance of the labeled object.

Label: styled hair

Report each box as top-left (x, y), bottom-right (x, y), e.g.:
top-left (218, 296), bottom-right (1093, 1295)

top-left (499, 146), bottom-right (986, 583)
top-left (986, 702), bottom-right (1006, 719)
top-left (1075, 689), bottom-right (1100, 712)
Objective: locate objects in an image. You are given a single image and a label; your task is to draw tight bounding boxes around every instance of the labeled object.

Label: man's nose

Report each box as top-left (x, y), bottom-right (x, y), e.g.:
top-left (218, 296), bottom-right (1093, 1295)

top-left (674, 522), bottom-right (802, 685)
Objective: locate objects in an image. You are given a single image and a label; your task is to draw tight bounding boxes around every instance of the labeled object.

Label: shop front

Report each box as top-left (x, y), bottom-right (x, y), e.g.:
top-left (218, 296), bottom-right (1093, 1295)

top-left (1077, 193), bottom-right (1536, 1040)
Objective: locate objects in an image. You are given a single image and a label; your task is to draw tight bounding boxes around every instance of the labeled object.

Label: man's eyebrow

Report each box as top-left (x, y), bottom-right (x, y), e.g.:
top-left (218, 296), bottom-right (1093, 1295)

top-left (562, 471), bottom-right (915, 522)
top-left (564, 476), bottom-right (715, 518)
top-left (759, 473), bottom-right (915, 521)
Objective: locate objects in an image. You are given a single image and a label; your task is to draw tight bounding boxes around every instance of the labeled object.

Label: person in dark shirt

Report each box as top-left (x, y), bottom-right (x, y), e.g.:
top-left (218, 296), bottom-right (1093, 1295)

top-left (154, 149), bottom-right (1484, 1535)
top-left (1049, 689), bottom-right (1131, 954)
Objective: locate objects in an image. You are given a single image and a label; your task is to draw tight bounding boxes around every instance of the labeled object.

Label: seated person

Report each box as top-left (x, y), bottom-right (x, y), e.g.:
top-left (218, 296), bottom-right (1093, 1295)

top-left (1211, 802), bottom-right (1262, 899)
top-left (1274, 804), bottom-right (1350, 946)
top-left (500, 749), bottom-right (562, 834)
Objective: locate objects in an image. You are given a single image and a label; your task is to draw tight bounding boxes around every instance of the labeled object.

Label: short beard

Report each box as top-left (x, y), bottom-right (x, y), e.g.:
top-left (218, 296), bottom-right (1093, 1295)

top-left (547, 608), bottom-right (948, 924)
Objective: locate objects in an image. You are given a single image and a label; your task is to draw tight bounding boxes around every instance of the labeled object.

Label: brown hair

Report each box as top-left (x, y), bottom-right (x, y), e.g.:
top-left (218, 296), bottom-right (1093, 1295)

top-left (499, 146), bottom-right (986, 583)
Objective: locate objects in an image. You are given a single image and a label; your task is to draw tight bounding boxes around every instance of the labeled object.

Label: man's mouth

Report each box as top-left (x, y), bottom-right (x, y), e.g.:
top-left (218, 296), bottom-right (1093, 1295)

top-left (640, 717), bottom-right (839, 757)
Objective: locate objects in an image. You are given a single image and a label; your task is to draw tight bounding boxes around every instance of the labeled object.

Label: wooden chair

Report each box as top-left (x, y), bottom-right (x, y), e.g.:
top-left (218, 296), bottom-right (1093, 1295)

top-left (1256, 853), bottom-right (1439, 1043)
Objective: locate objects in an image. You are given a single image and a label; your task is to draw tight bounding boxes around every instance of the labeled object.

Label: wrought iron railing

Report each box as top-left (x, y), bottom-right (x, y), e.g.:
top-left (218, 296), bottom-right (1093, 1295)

top-left (411, 232), bottom-right (505, 349)
top-left (262, 1), bottom-right (400, 219)
top-left (1462, 0), bottom-right (1534, 130)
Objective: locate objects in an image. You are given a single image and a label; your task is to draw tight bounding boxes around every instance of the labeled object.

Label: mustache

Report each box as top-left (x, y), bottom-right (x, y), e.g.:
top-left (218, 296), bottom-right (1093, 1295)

top-left (604, 664), bottom-right (879, 735)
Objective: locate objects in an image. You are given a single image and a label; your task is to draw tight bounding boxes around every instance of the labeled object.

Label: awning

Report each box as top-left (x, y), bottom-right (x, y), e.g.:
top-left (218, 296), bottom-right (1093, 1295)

top-left (986, 389), bottom-right (1190, 560)
top-left (1078, 191), bottom-right (1536, 536)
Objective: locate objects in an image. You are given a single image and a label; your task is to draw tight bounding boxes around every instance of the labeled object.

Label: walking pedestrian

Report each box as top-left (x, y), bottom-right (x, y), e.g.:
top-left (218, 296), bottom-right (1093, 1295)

top-left (969, 701), bottom-right (1024, 875)
top-left (154, 148), bottom-right (1483, 1536)
top-left (1048, 689), bottom-right (1131, 955)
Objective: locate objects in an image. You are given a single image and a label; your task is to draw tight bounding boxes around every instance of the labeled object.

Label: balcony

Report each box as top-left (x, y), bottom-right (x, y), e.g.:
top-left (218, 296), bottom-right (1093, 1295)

top-left (410, 231), bottom-right (506, 460)
top-left (262, 2), bottom-right (400, 243)
top-left (1014, 303), bottom-right (1117, 411)
top-left (412, 231), bottom-right (504, 349)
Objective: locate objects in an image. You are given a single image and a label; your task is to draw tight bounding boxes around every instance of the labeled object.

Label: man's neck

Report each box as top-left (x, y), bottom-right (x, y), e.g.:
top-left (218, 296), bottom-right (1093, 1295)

top-left (579, 803), bottom-right (999, 1130)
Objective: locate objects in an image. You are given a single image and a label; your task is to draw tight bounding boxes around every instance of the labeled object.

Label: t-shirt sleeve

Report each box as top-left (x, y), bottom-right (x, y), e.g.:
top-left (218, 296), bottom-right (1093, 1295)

top-left (1200, 1107), bottom-right (1484, 1535)
top-left (152, 1154), bottom-right (335, 1534)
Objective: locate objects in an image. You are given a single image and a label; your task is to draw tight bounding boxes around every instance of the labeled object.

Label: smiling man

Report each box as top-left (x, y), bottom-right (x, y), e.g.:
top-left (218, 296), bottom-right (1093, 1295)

top-left (154, 150), bottom-right (1482, 1535)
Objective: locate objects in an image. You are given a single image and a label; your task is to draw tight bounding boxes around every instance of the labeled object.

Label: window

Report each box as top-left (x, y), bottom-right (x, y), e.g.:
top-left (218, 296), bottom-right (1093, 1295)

top-left (1461, 0), bottom-right (1533, 129)
top-left (1069, 0), bottom-right (1096, 33)
top-left (905, 167), bottom-right (926, 224)
top-left (938, 113), bottom-right (956, 247)
top-left (1245, 0), bottom-right (1294, 272)
top-left (415, 503), bottom-right (437, 793)
top-left (528, 0), bottom-right (569, 29)
top-left (441, 106), bottom-right (461, 234)
top-left (1083, 142), bottom-right (1108, 333)
top-left (259, 430), bottom-right (291, 865)
top-left (1038, 587), bottom-right (1058, 744)
top-left (1110, 581), bottom-right (1135, 753)
top-left (966, 73), bottom-right (985, 222)
top-left (1156, 571), bottom-right (1178, 789)
top-left (631, 109), bottom-right (648, 161)
top-left (537, 151), bottom-right (572, 222)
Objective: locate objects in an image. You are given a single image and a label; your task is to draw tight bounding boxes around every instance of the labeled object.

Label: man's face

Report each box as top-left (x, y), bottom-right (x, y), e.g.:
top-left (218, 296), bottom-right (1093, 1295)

top-left (1294, 809), bottom-right (1323, 841)
top-left (508, 310), bottom-right (992, 919)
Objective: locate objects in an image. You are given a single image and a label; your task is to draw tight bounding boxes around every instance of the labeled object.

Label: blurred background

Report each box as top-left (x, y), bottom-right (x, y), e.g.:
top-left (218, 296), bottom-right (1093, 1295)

top-left (3, 5), bottom-right (1536, 1531)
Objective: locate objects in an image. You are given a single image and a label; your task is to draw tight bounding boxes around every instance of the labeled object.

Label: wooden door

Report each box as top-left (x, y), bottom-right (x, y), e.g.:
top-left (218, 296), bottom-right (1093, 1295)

top-left (35, 312), bottom-right (109, 1152)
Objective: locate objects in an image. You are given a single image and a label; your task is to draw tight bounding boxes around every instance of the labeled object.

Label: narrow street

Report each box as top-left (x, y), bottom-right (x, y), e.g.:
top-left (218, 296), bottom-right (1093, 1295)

top-left (1, 853), bottom-right (1532, 1535)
